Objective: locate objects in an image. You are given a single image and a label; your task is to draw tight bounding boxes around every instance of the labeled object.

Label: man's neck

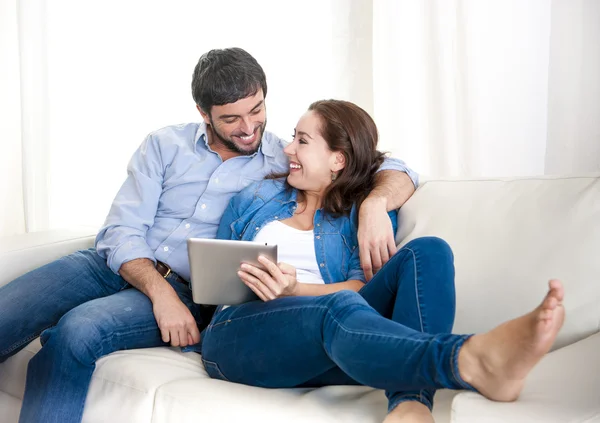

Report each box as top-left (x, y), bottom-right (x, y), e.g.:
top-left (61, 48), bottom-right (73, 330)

top-left (205, 126), bottom-right (242, 161)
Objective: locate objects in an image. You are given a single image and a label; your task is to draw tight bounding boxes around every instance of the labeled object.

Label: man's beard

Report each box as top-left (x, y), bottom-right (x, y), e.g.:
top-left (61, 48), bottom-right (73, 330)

top-left (209, 118), bottom-right (267, 156)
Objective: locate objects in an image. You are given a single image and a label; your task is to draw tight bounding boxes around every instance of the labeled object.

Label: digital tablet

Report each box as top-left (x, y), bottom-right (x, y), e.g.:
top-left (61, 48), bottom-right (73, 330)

top-left (187, 238), bottom-right (278, 305)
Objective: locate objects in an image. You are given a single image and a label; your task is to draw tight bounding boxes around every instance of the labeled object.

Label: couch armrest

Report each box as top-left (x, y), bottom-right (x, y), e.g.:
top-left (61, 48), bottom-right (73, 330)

top-left (0, 229), bottom-right (96, 288)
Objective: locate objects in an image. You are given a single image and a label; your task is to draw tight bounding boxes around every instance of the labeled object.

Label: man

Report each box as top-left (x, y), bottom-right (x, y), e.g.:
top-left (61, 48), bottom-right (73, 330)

top-left (0, 47), bottom-right (418, 423)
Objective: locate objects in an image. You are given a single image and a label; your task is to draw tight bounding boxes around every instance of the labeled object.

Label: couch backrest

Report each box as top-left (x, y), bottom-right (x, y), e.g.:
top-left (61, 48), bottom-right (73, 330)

top-left (0, 229), bottom-right (96, 289)
top-left (396, 174), bottom-right (600, 350)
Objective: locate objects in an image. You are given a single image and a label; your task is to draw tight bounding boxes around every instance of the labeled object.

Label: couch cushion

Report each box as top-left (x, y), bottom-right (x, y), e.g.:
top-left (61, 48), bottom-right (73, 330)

top-left (0, 392), bottom-right (21, 423)
top-left (396, 174), bottom-right (600, 349)
top-left (82, 347), bottom-right (206, 423)
top-left (152, 369), bottom-right (459, 423)
top-left (0, 339), bottom-right (41, 400)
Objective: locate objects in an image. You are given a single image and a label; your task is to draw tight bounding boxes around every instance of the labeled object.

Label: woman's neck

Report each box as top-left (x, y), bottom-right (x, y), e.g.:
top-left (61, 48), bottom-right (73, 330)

top-left (297, 190), bottom-right (322, 213)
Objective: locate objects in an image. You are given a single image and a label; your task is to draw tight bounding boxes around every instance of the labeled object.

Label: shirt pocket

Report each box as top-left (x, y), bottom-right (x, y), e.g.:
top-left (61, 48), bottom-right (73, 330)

top-left (230, 217), bottom-right (248, 240)
top-left (339, 234), bottom-right (357, 276)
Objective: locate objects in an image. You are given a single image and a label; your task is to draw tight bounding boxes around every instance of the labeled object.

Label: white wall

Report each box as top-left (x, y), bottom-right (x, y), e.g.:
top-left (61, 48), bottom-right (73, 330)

top-left (44, 0), bottom-right (343, 230)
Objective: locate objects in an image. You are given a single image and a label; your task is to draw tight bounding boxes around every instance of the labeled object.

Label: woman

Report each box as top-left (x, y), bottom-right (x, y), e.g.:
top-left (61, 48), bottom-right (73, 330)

top-left (201, 100), bottom-right (565, 423)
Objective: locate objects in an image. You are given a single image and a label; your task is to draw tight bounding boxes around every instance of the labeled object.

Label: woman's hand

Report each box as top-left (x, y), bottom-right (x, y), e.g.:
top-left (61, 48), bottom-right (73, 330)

top-left (238, 256), bottom-right (298, 301)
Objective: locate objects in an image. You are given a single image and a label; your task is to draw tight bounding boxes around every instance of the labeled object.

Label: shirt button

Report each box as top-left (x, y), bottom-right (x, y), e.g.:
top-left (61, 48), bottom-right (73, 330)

top-left (274, 216), bottom-right (278, 219)
top-left (316, 235), bottom-right (321, 239)
top-left (201, 204), bottom-right (207, 209)
top-left (185, 223), bottom-right (190, 229)
top-left (319, 263), bottom-right (325, 268)
top-left (215, 178), bottom-right (219, 184)
top-left (163, 246), bottom-right (169, 252)
top-left (316, 223), bottom-right (320, 227)
top-left (255, 227), bottom-right (260, 231)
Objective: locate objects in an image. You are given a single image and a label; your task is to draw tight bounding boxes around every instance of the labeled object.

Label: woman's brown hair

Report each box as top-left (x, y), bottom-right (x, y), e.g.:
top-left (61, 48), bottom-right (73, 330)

top-left (268, 100), bottom-right (386, 216)
top-left (310, 100), bottom-right (386, 215)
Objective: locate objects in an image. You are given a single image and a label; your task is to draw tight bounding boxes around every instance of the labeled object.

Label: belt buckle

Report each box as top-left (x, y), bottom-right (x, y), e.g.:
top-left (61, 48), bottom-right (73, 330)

top-left (159, 262), bottom-right (172, 279)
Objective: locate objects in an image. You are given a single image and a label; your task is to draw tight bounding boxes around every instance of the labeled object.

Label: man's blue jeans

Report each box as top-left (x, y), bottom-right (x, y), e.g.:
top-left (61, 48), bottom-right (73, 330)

top-left (0, 248), bottom-right (204, 423)
top-left (201, 237), bottom-right (475, 412)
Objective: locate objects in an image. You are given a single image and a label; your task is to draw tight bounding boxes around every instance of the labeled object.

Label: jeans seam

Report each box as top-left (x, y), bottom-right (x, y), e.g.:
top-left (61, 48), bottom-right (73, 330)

top-left (212, 304), bottom-right (330, 326)
top-left (74, 388), bottom-right (87, 423)
top-left (0, 324), bottom-right (53, 358)
top-left (110, 326), bottom-right (163, 345)
top-left (325, 307), bottom-right (437, 344)
top-left (450, 336), bottom-right (476, 390)
top-left (388, 393), bottom-right (433, 412)
top-left (89, 325), bottom-right (165, 363)
top-left (402, 246), bottom-right (425, 332)
top-left (202, 358), bottom-right (230, 382)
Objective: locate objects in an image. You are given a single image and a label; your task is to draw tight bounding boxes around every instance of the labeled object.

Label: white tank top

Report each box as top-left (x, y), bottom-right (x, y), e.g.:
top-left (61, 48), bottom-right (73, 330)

top-left (253, 220), bottom-right (324, 285)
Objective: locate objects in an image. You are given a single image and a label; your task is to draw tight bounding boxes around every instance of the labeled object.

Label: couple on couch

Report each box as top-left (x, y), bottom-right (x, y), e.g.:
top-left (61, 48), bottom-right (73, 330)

top-left (0, 47), bottom-right (564, 423)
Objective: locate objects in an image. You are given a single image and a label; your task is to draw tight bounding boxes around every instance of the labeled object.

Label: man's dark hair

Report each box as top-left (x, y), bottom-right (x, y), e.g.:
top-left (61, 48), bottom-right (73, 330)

top-left (191, 47), bottom-right (267, 115)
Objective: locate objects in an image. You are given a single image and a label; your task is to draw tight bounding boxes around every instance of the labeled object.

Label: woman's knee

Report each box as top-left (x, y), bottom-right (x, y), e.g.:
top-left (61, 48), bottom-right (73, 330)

top-left (402, 236), bottom-right (453, 259)
top-left (388, 237), bottom-right (455, 295)
top-left (325, 290), bottom-right (370, 315)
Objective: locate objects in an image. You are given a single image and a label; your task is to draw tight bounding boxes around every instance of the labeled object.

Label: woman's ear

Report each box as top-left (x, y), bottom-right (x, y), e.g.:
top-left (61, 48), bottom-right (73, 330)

top-left (332, 152), bottom-right (346, 172)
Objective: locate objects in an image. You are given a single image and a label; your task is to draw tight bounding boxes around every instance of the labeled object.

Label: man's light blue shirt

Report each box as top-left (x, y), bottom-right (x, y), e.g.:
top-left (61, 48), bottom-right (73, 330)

top-left (95, 122), bottom-right (419, 281)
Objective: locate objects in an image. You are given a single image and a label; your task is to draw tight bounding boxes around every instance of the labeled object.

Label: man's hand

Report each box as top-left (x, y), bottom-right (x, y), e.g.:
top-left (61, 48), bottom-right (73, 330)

top-left (119, 258), bottom-right (200, 347)
top-left (358, 197), bottom-right (398, 281)
top-left (238, 256), bottom-right (298, 301)
top-left (152, 291), bottom-right (200, 347)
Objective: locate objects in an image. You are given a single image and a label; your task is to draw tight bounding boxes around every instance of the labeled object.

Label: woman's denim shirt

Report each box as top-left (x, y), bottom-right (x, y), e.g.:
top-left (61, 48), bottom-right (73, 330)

top-left (216, 179), bottom-right (398, 284)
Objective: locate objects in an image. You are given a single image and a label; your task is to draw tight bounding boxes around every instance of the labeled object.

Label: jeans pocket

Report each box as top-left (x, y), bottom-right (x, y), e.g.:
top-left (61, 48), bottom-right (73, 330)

top-left (202, 358), bottom-right (230, 382)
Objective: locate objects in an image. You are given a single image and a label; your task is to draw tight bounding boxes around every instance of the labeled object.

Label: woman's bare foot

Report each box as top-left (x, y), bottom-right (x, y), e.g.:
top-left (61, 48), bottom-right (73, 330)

top-left (458, 279), bottom-right (565, 402)
top-left (383, 401), bottom-right (434, 423)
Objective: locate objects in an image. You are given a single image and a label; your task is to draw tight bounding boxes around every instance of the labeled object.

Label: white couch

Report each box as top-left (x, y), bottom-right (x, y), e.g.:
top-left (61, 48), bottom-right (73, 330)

top-left (1, 174), bottom-right (599, 423)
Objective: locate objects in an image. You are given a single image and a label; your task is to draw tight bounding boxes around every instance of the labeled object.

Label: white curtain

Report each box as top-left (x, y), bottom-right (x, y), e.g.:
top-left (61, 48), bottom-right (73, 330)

top-left (545, 0), bottom-right (600, 174)
top-left (2, 0), bottom-right (599, 237)
top-left (367, 0), bottom-right (599, 178)
top-left (0, 0), bottom-right (25, 237)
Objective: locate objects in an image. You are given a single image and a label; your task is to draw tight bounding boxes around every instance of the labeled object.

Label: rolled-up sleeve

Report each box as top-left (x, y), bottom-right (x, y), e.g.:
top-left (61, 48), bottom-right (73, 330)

top-left (378, 156), bottom-right (419, 188)
top-left (95, 134), bottom-right (164, 274)
top-left (347, 246), bottom-right (367, 283)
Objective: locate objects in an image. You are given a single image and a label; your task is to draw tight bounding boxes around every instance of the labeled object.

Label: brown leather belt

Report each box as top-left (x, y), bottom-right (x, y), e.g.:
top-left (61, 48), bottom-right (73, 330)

top-left (156, 261), bottom-right (188, 286)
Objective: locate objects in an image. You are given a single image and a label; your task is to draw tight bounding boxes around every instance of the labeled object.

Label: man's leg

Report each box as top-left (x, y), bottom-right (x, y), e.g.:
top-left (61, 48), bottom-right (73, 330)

top-left (0, 249), bottom-right (128, 362)
top-left (18, 275), bottom-right (201, 423)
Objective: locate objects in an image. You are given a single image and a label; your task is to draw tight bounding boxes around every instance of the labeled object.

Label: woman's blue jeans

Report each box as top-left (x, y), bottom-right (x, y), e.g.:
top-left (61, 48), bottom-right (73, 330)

top-left (201, 237), bottom-right (474, 412)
